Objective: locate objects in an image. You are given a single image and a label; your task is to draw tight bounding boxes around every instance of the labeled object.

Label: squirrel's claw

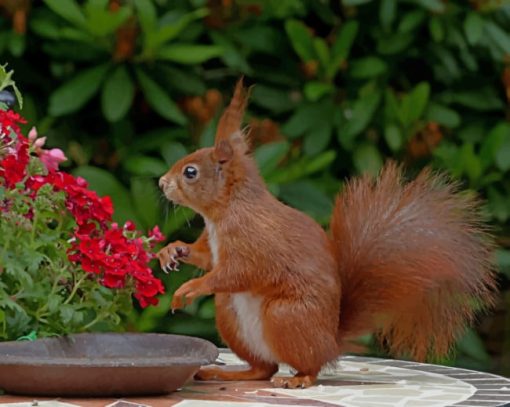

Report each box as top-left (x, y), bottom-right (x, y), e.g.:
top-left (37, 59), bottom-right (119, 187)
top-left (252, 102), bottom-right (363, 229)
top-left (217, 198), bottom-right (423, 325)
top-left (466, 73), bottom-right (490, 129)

top-left (158, 244), bottom-right (189, 273)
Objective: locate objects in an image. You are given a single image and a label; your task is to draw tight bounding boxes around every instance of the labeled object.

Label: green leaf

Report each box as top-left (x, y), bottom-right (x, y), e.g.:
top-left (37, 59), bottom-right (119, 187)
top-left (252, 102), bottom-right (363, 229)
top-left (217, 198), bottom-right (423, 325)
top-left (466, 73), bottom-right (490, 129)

top-left (162, 206), bottom-right (196, 235)
top-left (339, 91), bottom-right (382, 147)
top-left (157, 65), bottom-right (206, 95)
top-left (49, 64), bottom-right (110, 116)
top-left (350, 57), bottom-right (387, 79)
top-left (379, 0), bottom-right (397, 30)
top-left (398, 10), bottom-right (426, 33)
top-left (101, 65), bottom-right (134, 122)
top-left (304, 123), bottom-right (332, 156)
top-left (251, 85), bottom-right (296, 114)
top-left (439, 88), bottom-right (504, 111)
top-left (487, 187), bottom-right (509, 223)
top-left (0, 64), bottom-right (22, 108)
top-left (148, 8), bottom-right (208, 50)
top-left (313, 37), bottom-right (330, 68)
top-left (332, 20), bottom-right (359, 60)
top-left (210, 31), bottom-right (252, 74)
top-left (133, 0), bottom-right (157, 34)
top-left (484, 20), bottom-right (510, 55)
top-left (131, 178), bottom-right (160, 230)
top-left (457, 329), bottom-right (491, 363)
top-left (429, 17), bottom-right (444, 42)
top-left (279, 181), bottom-right (332, 223)
top-left (59, 305), bottom-right (75, 325)
top-left (460, 143), bottom-right (482, 184)
top-left (399, 82), bottom-right (430, 127)
top-left (496, 249), bottom-right (510, 278)
top-left (85, 3), bottom-right (132, 37)
top-left (161, 142), bottom-right (187, 167)
top-left (495, 137), bottom-right (510, 172)
top-left (123, 155), bottom-right (168, 177)
top-left (328, 20), bottom-right (359, 77)
top-left (282, 101), bottom-right (334, 139)
top-left (267, 151), bottom-right (336, 184)
top-left (384, 124), bottom-right (402, 152)
top-left (43, 0), bottom-right (86, 27)
top-left (480, 122), bottom-right (510, 171)
top-left (29, 15), bottom-right (60, 39)
top-left (255, 141), bottom-right (291, 176)
top-left (285, 20), bottom-right (316, 61)
top-left (464, 12), bottom-right (484, 45)
top-left (304, 82), bottom-right (334, 102)
top-left (353, 143), bottom-right (383, 175)
top-left (157, 44), bottom-right (223, 64)
top-left (377, 33), bottom-right (414, 54)
top-left (131, 128), bottom-right (186, 152)
top-left (415, 0), bottom-right (445, 13)
top-left (425, 103), bottom-right (460, 128)
top-left (8, 33), bottom-right (25, 57)
top-left (135, 69), bottom-right (187, 125)
top-left (16, 331), bottom-right (37, 341)
top-left (73, 165), bottom-right (139, 224)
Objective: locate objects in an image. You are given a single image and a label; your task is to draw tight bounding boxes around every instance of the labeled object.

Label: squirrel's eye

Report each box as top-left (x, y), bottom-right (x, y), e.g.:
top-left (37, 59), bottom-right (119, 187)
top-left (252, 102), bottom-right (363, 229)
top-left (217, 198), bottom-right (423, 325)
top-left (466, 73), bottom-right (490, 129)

top-left (183, 165), bottom-right (198, 180)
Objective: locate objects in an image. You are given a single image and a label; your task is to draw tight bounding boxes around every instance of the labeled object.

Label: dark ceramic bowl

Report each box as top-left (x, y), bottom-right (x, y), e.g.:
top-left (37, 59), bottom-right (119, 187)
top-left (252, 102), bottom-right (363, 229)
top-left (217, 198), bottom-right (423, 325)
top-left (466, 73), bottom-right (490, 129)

top-left (0, 333), bottom-right (218, 397)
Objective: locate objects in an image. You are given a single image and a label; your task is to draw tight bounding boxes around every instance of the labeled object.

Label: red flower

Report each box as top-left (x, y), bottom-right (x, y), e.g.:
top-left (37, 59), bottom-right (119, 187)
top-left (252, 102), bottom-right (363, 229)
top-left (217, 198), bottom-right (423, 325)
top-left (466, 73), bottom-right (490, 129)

top-left (0, 109), bottom-right (26, 138)
top-left (148, 225), bottom-right (165, 243)
top-left (0, 138), bottom-right (30, 188)
top-left (1, 108), bottom-right (164, 308)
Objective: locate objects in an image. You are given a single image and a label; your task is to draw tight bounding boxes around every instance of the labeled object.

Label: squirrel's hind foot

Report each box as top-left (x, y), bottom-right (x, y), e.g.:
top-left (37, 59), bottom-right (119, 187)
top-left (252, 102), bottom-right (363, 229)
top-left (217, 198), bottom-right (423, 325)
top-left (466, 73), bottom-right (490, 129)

top-left (271, 373), bottom-right (317, 389)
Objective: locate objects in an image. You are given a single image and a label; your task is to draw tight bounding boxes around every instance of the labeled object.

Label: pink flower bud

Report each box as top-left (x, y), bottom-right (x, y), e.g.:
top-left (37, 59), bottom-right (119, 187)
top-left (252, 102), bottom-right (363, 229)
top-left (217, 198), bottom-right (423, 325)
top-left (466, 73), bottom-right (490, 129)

top-left (28, 127), bottom-right (38, 141)
top-left (40, 148), bottom-right (67, 171)
top-left (34, 136), bottom-right (47, 148)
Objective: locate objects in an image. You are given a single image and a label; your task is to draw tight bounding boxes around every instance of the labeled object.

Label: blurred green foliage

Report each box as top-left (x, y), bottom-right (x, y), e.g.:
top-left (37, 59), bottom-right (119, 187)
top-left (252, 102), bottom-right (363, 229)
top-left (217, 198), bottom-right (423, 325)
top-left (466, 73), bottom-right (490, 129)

top-left (1, 0), bottom-right (510, 375)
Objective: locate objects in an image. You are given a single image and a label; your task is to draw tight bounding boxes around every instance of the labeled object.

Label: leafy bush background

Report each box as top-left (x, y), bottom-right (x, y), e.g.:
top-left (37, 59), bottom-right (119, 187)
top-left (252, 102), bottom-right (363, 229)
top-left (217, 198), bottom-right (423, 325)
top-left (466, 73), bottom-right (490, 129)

top-left (1, 0), bottom-right (509, 375)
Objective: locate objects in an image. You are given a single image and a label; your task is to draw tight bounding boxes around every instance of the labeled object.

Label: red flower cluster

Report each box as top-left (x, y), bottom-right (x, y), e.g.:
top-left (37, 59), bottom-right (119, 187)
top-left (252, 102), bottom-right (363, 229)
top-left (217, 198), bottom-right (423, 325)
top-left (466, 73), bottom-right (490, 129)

top-left (0, 111), bottom-right (29, 188)
top-left (0, 109), bottom-right (165, 308)
top-left (68, 222), bottom-right (165, 308)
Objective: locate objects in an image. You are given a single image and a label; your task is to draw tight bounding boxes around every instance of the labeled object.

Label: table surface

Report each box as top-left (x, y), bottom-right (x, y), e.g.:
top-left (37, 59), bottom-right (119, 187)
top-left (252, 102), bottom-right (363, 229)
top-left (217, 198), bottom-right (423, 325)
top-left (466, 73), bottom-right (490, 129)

top-left (1, 351), bottom-right (509, 407)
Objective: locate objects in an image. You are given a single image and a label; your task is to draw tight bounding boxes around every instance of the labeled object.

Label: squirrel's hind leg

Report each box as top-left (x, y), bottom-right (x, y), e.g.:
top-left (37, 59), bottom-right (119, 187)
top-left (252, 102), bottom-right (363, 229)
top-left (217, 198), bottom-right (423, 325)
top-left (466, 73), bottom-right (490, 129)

top-left (195, 363), bottom-right (277, 381)
top-left (196, 293), bottom-right (278, 382)
top-left (262, 296), bottom-right (339, 388)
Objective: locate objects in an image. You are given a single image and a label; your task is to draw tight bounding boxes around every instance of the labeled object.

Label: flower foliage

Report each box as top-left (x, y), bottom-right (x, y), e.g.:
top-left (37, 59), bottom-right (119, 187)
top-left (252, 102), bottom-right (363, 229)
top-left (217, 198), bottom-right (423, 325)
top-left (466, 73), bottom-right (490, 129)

top-left (0, 108), bottom-right (164, 340)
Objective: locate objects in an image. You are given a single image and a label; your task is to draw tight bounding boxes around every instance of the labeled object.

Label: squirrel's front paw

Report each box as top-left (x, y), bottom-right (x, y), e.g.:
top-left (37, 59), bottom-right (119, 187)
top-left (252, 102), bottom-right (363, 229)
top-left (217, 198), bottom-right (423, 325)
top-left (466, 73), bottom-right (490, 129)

top-left (157, 242), bottom-right (190, 273)
top-left (171, 278), bottom-right (210, 310)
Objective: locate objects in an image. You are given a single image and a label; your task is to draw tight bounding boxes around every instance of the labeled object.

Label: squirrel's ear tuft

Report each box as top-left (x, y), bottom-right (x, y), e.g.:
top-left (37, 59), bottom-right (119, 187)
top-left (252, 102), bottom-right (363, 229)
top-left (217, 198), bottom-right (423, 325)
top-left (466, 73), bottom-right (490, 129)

top-left (214, 139), bottom-right (234, 164)
top-left (215, 77), bottom-right (249, 146)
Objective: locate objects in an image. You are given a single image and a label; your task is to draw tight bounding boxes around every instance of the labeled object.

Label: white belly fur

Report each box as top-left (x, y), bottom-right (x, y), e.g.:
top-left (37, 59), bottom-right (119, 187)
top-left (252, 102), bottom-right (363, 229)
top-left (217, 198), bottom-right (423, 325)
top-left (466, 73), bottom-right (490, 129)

top-left (205, 218), bottom-right (277, 364)
top-left (230, 292), bottom-right (278, 363)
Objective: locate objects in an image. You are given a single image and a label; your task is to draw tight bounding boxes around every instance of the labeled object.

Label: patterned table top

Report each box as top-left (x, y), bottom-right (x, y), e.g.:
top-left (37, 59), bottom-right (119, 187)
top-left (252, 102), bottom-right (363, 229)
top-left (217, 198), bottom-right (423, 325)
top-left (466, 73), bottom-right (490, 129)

top-left (1, 351), bottom-right (509, 407)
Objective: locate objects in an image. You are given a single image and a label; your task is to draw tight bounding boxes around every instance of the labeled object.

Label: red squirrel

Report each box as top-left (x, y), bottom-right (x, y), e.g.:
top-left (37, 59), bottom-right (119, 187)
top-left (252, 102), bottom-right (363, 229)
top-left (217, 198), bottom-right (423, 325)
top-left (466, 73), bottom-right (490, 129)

top-left (158, 79), bottom-right (496, 388)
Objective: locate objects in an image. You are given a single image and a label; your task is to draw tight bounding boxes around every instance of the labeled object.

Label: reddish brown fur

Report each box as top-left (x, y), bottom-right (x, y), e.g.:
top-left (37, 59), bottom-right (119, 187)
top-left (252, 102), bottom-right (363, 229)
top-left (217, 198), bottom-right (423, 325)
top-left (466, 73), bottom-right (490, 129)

top-left (331, 164), bottom-right (497, 361)
top-left (158, 80), bottom-right (497, 388)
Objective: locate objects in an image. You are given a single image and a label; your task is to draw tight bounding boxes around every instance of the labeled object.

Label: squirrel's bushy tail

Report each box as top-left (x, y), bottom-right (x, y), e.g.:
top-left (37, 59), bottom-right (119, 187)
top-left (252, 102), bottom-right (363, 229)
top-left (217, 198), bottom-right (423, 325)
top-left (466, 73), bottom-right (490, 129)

top-left (331, 162), bottom-right (497, 361)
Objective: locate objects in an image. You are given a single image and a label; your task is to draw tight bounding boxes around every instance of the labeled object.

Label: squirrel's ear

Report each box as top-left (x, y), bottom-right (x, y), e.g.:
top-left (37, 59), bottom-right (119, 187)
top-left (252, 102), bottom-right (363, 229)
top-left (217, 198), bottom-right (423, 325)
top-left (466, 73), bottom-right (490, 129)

top-left (214, 139), bottom-right (233, 164)
top-left (215, 77), bottom-right (249, 146)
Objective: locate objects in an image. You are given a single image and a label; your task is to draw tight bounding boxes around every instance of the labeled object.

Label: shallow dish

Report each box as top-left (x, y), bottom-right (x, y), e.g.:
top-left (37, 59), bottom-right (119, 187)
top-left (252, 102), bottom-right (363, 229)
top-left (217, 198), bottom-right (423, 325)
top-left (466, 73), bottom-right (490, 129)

top-left (0, 333), bottom-right (218, 396)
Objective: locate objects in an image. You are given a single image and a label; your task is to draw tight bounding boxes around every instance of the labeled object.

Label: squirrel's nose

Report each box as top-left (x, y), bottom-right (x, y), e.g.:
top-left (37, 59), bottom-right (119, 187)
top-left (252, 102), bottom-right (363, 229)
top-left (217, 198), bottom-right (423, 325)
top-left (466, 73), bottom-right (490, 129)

top-left (158, 177), bottom-right (167, 190)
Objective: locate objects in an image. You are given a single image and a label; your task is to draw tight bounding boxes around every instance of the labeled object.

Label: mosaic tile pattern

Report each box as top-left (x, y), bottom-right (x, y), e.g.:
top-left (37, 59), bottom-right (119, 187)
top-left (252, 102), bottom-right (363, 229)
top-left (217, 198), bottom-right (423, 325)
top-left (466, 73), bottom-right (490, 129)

top-left (1, 350), bottom-right (509, 407)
